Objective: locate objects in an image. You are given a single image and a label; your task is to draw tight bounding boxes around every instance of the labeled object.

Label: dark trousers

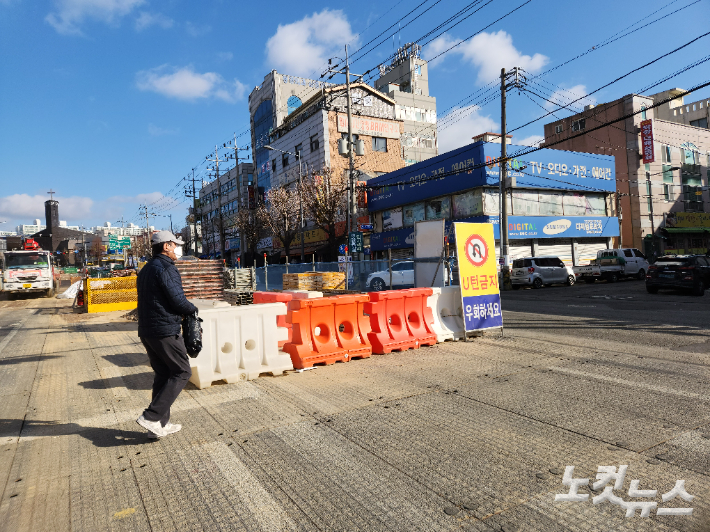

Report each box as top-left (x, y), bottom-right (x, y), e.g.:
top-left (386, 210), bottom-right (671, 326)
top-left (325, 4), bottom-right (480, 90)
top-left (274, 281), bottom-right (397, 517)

top-left (140, 335), bottom-right (192, 426)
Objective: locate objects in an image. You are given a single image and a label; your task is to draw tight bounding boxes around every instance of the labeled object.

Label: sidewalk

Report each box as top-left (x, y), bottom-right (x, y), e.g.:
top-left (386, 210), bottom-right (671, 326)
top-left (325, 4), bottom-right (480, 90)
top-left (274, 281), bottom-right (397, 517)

top-left (0, 295), bottom-right (707, 531)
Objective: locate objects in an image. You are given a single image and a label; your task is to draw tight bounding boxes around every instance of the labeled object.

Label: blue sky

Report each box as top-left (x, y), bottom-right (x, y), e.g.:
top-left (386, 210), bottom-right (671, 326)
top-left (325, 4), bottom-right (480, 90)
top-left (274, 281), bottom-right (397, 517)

top-left (1, 0), bottom-right (708, 233)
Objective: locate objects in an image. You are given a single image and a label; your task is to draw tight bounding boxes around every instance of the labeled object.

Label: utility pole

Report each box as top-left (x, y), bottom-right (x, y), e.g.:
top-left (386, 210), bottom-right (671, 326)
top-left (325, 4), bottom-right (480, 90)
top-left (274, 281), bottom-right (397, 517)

top-left (142, 204), bottom-right (156, 258)
top-left (168, 214), bottom-right (173, 234)
top-left (208, 146), bottom-right (226, 258)
top-left (647, 170), bottom-right (655, 256)
top-left (184, 168), bottom-right (200, 256)
top-left (226, 134), bottom-right (250, 265)
top-left (499, 66), bottom-right (524, 290)
top-left (345, 44), bottom-right (356, 259)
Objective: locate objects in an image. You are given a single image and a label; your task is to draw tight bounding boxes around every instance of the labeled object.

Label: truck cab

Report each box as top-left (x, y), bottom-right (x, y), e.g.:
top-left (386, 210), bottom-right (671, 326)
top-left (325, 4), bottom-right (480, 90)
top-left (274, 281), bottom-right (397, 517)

top-left (1, 250), bottom-right (58, 297)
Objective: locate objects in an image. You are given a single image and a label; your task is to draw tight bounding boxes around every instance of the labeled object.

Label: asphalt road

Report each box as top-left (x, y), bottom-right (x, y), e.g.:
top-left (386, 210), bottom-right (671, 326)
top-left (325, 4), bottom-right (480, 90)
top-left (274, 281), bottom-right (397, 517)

top-left (0, 282), bottom-right (708, 531)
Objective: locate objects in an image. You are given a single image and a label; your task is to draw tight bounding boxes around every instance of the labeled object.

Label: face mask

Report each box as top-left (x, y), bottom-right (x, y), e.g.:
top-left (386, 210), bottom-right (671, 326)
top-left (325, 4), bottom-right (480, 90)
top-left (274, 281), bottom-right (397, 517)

top-left (173, 245), bottom-right (183, 259)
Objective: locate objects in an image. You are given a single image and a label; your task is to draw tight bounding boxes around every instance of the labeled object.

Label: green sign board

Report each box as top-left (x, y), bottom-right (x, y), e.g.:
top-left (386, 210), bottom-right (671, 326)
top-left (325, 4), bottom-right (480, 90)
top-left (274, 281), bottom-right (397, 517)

top-left (349, 231), bottom-right (363, 253)
top-left (109, 236), bottom-right (131, 249)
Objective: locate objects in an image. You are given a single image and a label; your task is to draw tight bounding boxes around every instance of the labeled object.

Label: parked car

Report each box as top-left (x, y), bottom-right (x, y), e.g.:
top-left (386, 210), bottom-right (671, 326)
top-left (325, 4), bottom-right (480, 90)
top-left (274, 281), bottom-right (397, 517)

top-left (645, 255), bottom-right (710, 296)
top-left (367, 260), bottom-right (414, 291)
top-left (511, 256), bottom-right (576, 289)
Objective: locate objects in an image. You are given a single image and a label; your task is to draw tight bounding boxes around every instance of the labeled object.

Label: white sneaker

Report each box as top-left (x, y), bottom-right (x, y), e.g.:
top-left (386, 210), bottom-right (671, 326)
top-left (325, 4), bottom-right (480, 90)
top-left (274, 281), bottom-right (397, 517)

top-left (147, 421), bottom-right (182, 439)
top-left (136, 415), bottom-right (168, 438)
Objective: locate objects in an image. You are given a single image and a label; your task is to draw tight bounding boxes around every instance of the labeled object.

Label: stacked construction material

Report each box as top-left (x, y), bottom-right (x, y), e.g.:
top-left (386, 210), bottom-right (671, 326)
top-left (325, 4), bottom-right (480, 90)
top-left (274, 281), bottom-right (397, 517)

top-left (282, 272), bottom-right (320, 290)
top-left (224, 290), bottom-right (254, 306)
top-left (224, 267), bottom-right (256, 291)
top-left (175, 259), bottom-right (224, 300)
top-left (316, 272), bottom-right (346, 291)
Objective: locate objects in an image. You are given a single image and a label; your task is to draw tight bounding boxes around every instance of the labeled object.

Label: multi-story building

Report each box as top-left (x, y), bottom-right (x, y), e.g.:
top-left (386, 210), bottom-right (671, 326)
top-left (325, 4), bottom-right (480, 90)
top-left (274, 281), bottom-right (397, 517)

top-left (374, 43), bottom-right (438, 165)
top-left (367, 135), bottom-right (619, 262)
top-left (198, 162), bottom-right (254, 261)
top-left (249, 71), bottom-right (335, 194)
top-left (91, 222), bottom-right (145, 237)
top-left (542, 89), bottom-right (710, 255)
top-left (264, 82), bottom-right (405, 258)
top-left (17, 219), bottom-right (79, 235)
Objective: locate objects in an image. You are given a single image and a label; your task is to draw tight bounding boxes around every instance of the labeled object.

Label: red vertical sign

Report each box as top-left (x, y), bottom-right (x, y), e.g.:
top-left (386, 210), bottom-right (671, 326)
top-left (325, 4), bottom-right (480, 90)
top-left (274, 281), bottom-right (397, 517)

top-left (640, 119), bottom-right (654, 164)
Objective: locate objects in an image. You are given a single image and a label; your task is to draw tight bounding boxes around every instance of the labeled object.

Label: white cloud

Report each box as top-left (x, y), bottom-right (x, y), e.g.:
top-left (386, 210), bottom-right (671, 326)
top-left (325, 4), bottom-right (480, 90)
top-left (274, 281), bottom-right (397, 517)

top-left (544, 84), bottom-right (596, 112)
top-left (134, 11), bottom-right (173, 31)
top-left (266, 9), bottom-right (357, 77)
top-left (427, 30), bottom-right (548, 85)
top-left (437, 105), bottom-right (499, 153)
top-left (148, 123), bottom-right (179, 136)
top-left (135, 65), bottom-right (246, 102)
top-left (0, 194), bottom-right (94, 221)
top-left (185, 21), bottom-right (211, 37)
top-left (425, 34), bottom-right (462, 67)
top-left (46, 0), bottom-right (144, 35)
top-left (514, 134), bottom-right (544, 147)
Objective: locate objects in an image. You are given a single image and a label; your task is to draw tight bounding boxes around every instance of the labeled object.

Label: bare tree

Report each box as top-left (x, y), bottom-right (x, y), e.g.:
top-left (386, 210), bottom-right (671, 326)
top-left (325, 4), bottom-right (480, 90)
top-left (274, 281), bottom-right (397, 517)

top-left (259, 185), bottom-right (301, 260)
top-left (301, 167), bottom-right (348, 261)
top-left (228, 200), bottom-right (263, 263)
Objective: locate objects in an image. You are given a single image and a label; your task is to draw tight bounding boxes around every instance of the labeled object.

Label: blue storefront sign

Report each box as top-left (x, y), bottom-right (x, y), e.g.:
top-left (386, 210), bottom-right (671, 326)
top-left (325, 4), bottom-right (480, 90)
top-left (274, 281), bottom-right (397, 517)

top-left (370, 215), bottom-right (619, 251)
top-left (367, 141), bottom-right (615, 212)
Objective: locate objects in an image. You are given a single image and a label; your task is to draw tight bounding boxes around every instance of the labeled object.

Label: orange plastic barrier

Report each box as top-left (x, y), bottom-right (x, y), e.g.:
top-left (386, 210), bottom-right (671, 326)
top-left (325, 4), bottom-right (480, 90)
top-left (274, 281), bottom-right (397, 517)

top-left (253, 292), bottom-right (293, 347)
top-left (365, 288), bottom-right (438, 354)
top-left (283, 294), bottom-right (372, 369)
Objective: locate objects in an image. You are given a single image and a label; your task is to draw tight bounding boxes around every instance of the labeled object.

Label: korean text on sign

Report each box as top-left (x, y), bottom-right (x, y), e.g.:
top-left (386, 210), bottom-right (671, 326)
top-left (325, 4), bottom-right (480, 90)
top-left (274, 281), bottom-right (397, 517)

top-left (454, 222), bottom-right (503, 332)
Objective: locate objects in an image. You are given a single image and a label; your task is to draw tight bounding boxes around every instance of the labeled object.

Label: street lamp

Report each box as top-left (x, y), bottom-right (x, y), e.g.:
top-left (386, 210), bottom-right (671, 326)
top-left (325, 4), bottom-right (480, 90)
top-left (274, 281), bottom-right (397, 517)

top-left (264, 145), bottom-right (305, 262)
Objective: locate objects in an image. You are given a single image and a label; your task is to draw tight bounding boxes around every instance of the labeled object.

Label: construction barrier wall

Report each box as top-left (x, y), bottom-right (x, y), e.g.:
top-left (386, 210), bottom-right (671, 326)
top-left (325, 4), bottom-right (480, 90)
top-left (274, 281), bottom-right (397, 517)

top-left (190, 302), bottom-right (293, 389)
top-left (84, 277), bottom-right (138, 314)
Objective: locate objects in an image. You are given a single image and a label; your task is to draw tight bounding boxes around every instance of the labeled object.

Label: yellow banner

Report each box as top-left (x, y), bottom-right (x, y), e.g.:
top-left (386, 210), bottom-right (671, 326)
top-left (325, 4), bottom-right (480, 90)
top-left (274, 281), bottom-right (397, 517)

top-left (666, 212), bottom-right (710, 228)
top-left (454, 222), bottom-right (502, 331)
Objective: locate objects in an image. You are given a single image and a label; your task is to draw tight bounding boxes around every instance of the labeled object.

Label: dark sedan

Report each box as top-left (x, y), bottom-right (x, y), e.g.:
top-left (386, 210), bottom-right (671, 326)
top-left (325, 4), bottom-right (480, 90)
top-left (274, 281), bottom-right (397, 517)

top-left (646, 255), bottom-right (710, 296)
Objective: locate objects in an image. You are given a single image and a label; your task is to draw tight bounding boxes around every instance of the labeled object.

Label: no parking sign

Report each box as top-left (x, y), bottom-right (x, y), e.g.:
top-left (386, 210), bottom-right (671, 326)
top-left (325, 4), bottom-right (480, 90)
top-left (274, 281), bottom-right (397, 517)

top-left (454, 222), bottom-right (503, 332)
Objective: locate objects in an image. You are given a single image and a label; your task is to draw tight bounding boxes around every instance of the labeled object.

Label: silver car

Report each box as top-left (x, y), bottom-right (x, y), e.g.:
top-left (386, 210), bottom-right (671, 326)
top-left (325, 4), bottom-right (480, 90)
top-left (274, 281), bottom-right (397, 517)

top-left (511, 256), bottom-right (576, 289)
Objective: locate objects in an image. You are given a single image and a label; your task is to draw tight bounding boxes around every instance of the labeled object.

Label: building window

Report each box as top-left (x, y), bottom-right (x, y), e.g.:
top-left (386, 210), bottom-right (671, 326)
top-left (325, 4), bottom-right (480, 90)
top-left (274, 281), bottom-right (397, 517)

top-left (425, 197), bottom-right (451, 220)
top-left (661, 144), bottom-right (672, 163)
top-left (664, 184), bottom-right (673, 202)
top-left (641, 104), bottom-right (647, 120)
top-left (372, 137), bottom-right (387, 152)
top-left (282, 153), bottom-right (289, 168)
top-left (571, 119), bottom-right (586, 132)
top-left (287, 95), bottom-right (302, 115)
top-left (310, 134), bottom-right (319, 152)
top-left (555, 124), bottom-right (563, 134)
top-left (272, 159), bottom-right (277, 173)
top-left (690, 118), bottom-right (708, 128)
top-left (294, 143), bottom-right (302, 160)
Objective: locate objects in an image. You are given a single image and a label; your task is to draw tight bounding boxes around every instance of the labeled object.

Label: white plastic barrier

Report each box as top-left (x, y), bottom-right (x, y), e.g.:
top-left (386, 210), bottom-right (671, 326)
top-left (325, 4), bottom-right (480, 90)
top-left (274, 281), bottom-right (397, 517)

top-left (428, 287), bottom-right (465, 342)
top-left (189, 302), bottom-right (293, 389)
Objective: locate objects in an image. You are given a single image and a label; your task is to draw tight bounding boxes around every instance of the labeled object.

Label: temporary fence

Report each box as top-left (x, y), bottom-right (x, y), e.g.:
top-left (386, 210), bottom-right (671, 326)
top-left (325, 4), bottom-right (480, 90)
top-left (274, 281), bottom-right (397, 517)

top-left (84, 277), bottom-right (138, 314)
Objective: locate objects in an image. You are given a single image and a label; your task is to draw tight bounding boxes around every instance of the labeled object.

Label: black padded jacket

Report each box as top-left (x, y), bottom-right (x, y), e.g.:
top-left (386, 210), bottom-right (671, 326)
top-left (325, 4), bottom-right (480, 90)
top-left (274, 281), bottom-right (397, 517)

top-left (137, 254), bottom-right (198, 338)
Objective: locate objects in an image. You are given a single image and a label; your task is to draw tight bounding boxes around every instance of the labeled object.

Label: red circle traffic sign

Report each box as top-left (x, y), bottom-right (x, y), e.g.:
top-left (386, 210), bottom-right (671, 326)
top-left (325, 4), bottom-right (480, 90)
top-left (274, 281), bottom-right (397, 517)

top-left (464, 234), bottom-right (489, 267)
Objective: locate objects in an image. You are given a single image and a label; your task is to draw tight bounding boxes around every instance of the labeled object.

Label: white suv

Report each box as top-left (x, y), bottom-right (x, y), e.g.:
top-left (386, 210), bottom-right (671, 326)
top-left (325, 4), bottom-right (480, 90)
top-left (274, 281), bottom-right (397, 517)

top-left (511, 256), bottom-right (576, 289)
top-left (367, 261), bottom-right (414, 291)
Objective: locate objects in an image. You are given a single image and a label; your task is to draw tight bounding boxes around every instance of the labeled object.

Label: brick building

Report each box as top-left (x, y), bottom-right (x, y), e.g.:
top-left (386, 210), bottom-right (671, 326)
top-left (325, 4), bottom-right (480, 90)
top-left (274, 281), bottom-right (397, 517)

top-left (542, 89), bottom-right (710, 254)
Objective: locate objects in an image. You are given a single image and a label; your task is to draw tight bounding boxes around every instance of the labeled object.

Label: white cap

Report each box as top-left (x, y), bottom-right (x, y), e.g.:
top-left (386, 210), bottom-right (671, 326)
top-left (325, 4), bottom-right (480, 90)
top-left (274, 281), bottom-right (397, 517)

top-left (151, 230), bottom-right (185, 246)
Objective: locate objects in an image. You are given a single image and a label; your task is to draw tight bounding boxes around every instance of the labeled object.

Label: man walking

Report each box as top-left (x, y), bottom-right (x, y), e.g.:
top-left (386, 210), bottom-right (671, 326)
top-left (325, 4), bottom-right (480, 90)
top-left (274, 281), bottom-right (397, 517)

top-left (136, 231), bottom-right (198, 439)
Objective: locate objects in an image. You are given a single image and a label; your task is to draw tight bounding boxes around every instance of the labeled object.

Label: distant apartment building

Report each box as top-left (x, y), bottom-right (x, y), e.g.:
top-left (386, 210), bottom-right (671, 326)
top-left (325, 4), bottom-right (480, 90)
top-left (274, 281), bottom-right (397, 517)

top-left (543, 89), bottom-right (710, 254)
top-left (17, 219), bottom-right (79, 235)
top-left (91, 222), bottom-right (145, 237)
top-left (198, 162), bottom-right (254, 260)
top-left (249, 71), bottom-right (335, 194)
top-left (374, 43), bottom-right (438, 165)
